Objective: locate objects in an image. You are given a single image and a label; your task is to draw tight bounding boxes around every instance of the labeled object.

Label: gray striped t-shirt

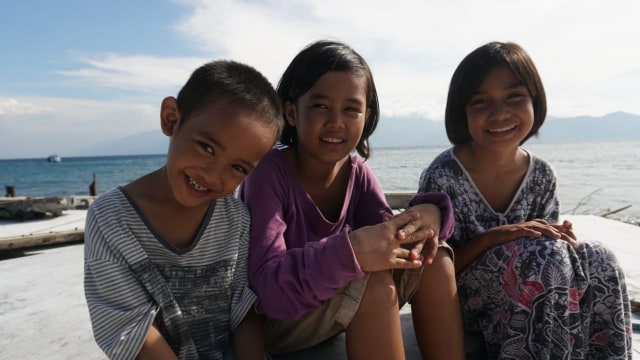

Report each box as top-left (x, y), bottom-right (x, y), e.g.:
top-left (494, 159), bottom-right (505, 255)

top-left (84, 187), bottom-right (257, 360)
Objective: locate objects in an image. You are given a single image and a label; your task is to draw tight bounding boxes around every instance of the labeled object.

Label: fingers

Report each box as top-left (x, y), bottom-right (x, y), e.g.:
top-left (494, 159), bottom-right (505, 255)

top-left (399, 237), bottom-right (438, 265)
top-left (409, 240), bottom-right (425, 260)
top-left (382, 212), bottom-right (393, 222)
top-left (526, 221), bottom-right (563, 239)
top-left (390, 257), bottom-right (423, 269)
top-left (558, 233), bottom-right (579, 248)
top-left (397, 227), bottom-right (435, 244)
top-left (390, 248), bottom-right (424, 269)
top-left (516, 228), bottom-right (543, 240)
top-left (564, 228), bottom-right (577, 241)
top-left (421, 238), bottom-right (439, 265)
top-left (535, 226), bottom-right (562, 240)
top-left (388, 210), bottom-right (421, 239)
top-left (561, 220), bottom-right (577, 241)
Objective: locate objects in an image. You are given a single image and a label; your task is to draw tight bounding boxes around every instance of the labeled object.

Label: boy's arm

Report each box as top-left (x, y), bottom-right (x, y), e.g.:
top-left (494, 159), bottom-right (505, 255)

top-left (233, 308), bottom-right (265, 360)
top-left (84, 204), bottom-right (159, 360)
top-left (136, 325), bottom-right (178, 360)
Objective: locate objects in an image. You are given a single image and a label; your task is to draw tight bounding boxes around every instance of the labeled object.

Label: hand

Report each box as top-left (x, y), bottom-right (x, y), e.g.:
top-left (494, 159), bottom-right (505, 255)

top-left (548, 219), bottom-right (578, 247)
top-left (482, 219), bottom-right (577, 248)
top-left (381, 206), bottom-right (439, 264)
top-left (350, 209), bottom-right (429, 272)
top-left (400, 204), bottom-right (441, 265)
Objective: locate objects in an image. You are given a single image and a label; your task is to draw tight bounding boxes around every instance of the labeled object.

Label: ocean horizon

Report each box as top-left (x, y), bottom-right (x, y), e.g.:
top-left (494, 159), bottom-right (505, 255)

top-left (2, 140), bottom-right (639, 225)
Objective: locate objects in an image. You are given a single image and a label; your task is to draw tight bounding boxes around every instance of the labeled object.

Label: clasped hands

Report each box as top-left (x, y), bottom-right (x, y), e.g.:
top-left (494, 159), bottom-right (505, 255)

top-left (349, 204), bottom-right (442, 273)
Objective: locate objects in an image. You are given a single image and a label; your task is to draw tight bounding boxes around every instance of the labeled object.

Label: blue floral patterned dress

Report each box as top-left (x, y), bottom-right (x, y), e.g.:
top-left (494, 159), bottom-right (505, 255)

top-left (419, 148), bottom-right (631, 360)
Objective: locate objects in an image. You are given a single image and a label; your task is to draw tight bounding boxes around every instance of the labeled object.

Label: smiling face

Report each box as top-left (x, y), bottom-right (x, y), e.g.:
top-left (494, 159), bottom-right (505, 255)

top-left (284, 71), bottom-right (369, 165)
top-left (161, 97), bottom-right (275, 208)
top-left (465, 66), bottom-right (534, 150)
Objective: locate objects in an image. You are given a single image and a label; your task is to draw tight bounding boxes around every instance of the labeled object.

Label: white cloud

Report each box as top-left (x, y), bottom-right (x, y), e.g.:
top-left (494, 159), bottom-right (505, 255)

top-left (5, 0), bottom-right (636, 159)
top-left (172, 0), bottom-right (640, 118)
top-left (58, 53), bottom-right (208, 94)
top-left (0, 96), bottom-right (158, 159)
top-left (0, 98), bottom-right (54, 117)
top-left (48, 0), bottom-right (640, 119)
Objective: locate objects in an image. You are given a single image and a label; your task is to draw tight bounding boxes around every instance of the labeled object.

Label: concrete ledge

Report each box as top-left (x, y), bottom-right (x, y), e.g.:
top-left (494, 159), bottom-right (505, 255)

top-left (0, 214), bottom-right (637, 359)
top-left (0, 210), bottom-right (87, 250)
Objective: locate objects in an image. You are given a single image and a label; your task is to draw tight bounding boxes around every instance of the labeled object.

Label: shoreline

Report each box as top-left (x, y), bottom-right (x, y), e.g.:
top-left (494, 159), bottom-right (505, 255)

top-left (1, 193), bottom-right (637, 226)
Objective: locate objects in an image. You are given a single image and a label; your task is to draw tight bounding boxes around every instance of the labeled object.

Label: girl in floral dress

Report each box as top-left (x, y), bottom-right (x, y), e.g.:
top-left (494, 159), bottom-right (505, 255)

top-left (418, 41), bottom-right (631, 359)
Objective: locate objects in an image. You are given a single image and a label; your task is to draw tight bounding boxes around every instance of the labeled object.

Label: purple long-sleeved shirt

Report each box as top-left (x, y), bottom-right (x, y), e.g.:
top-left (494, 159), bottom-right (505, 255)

top-left (238, 148), bottom-right (453, 320)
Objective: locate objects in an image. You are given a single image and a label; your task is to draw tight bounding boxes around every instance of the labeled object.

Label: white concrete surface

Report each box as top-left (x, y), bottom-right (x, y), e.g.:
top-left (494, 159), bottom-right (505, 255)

top-left (0, 242), bottom-right (102, 360)
top-left (0, 209), bottom-right (86, 239)
top-left (0, 215), bottom-right (638, 359)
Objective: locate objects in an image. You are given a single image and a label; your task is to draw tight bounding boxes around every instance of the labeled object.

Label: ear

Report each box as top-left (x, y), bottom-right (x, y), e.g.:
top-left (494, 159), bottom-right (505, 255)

top-left (283, 101), bottom-right (297, 127)
top-left (160, 97), bottom-right (180, 136)
top-left (365, 108), bottom-right (371, 122)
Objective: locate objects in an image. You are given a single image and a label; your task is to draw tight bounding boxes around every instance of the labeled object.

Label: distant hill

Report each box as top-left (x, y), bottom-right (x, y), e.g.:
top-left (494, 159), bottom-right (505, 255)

top-left (78, 112), bottom-right (640, 156)
top-left (533, 111), bottom-right (640, 143)
top-left (78, 131), bottom-right (169, 156)
top-left (371, 111), bottom-right (640, 148)
top-left (371, 116), bottom-right (448, 147)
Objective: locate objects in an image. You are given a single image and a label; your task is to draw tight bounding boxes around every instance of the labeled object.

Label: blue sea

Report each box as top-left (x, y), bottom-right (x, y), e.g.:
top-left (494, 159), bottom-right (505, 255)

top-left (1, 140), bottom-right (639, 224)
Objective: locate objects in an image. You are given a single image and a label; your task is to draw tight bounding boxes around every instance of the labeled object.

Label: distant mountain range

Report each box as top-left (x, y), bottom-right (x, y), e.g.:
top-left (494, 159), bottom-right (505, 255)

top-left (371, 111), bottom-right (640, 147)
top-left (79, 130), bottom-right (169, 156)
top-left (79, 112), bottom-right (640, 156)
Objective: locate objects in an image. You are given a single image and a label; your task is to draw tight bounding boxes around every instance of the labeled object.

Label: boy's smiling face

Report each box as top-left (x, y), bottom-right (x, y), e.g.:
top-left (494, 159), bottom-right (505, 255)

top-left (161, 96), bottom-right (275, 208)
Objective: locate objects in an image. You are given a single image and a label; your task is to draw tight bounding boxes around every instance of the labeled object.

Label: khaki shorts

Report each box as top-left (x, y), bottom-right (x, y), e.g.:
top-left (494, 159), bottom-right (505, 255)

top-left (264, 241), bottom-right (454, 355)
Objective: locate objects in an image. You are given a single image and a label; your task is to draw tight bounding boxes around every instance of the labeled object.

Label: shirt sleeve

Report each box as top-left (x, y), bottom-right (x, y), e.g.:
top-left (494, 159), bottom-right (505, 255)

top-left (84, 205), bottom-right (158, 360)
top-left (238, 154), bottom-right (364, 320)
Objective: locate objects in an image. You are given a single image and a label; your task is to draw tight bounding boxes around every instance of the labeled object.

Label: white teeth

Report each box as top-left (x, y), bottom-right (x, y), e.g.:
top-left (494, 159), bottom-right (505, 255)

top-left (322, 137), bottom-right (343, 144)
top-left (188, 177), bottom-right (209, 191)
top-left (488, 125), bottom-right (516, 133)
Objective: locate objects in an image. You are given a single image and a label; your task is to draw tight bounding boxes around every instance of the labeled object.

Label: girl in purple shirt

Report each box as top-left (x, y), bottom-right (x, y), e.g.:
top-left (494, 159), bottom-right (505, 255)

top-left (239, 40), bottom-right (464, 359)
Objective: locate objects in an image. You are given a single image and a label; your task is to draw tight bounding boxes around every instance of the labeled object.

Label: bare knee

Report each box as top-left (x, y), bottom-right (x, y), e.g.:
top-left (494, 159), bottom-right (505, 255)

top-left (412, 248), bottom-right (457, 306)
top-left (358, 271), bottom-right (398, 314)
top-left (423, 247), bottom-right (456, 281)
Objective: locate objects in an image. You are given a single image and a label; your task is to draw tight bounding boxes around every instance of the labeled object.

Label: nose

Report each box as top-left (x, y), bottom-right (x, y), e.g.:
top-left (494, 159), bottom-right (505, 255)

top-left (489, 102), bottom-right (510, 120)
top-left (199, 162), bottom-right (224, 192)
top-left (326, 108), bottom-right (345, 128)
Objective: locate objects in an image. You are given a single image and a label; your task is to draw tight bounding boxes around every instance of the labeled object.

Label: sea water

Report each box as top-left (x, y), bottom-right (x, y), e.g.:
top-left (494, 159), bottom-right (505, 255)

top-left (1, 140), bottom-right (639, 224)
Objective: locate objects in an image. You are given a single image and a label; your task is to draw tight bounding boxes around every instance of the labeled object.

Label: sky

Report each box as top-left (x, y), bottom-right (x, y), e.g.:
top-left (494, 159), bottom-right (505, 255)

top-left (1, 0), bottom-right (639, 159)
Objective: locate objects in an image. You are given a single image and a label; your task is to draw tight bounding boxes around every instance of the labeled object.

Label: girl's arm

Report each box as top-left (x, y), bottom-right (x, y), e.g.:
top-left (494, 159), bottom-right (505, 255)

top-left (239, 155), bottom-right (428, 320)
top-left (355, 161), bottom-right (455, 265)
top-left (405, 192), bottom-right (455, 264)
top-left (239, 157), bottom-right (365, 320)
top-left (452, 219), bottom-right (564, 272)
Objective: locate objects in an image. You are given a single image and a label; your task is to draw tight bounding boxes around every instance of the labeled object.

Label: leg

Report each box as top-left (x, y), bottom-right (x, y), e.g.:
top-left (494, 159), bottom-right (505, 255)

top-left (582, 242), bottom-right (632, 358)
top-left (345, 270), bottom-right (405, 360)
top-left (411, 248), bottom-right (464, 360)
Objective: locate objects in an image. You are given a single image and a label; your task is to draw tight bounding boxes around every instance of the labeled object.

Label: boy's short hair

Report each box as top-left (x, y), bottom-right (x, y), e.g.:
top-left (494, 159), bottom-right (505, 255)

top-left (177, 60), bottom-right (284, 138)
top-left (445, 41), bottom-right (547, 145)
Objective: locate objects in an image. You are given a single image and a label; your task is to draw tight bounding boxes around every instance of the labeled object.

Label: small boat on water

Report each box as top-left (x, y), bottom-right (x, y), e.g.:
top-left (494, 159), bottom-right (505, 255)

top-left (46, 154), bottom-right (61, 163)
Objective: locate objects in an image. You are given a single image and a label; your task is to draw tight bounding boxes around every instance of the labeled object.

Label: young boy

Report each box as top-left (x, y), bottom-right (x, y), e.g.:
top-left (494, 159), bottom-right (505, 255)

top-left (83, 60), bottom-right (283, 360)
